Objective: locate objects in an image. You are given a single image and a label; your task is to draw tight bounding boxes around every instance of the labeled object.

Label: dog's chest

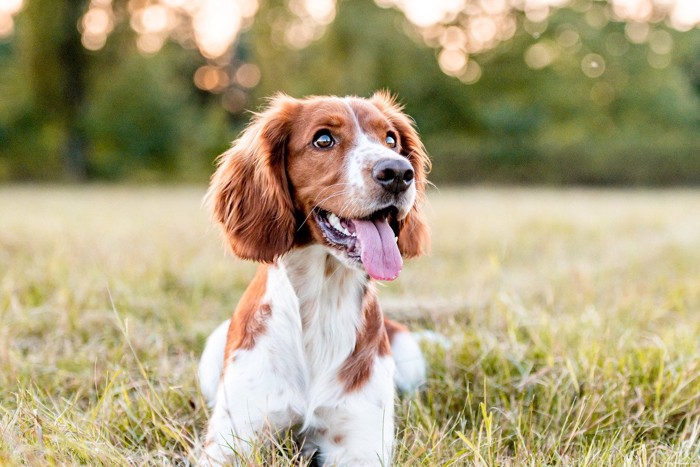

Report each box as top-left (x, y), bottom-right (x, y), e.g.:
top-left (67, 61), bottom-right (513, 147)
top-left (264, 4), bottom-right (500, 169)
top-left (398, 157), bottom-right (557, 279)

top-left (280, 247), bottom-right (367, 381)
top-left (299, 288), bottom-right (363, 377)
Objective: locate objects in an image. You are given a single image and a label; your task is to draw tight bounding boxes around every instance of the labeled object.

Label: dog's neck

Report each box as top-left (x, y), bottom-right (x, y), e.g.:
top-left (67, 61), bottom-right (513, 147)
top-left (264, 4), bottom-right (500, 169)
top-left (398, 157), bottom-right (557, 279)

top-left (280, 245), bottom-right (370, 373)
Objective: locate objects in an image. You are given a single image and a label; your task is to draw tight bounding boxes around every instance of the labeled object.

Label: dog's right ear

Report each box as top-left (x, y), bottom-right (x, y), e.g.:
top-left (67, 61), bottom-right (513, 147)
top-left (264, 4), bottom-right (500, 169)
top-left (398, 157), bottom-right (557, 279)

top-left (205, 94), bottom-right (300, 263)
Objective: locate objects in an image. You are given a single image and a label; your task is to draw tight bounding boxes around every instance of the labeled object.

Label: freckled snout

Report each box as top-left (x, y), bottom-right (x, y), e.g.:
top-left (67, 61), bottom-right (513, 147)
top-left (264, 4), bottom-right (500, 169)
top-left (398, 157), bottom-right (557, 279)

top-left (372, 158), bottom-right (414, 194)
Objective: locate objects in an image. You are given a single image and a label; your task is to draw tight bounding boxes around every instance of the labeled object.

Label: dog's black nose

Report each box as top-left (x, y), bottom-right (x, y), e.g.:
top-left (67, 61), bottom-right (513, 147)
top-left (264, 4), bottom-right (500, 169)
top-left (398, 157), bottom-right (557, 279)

top-left (372, 158), bottom-right (414, 194)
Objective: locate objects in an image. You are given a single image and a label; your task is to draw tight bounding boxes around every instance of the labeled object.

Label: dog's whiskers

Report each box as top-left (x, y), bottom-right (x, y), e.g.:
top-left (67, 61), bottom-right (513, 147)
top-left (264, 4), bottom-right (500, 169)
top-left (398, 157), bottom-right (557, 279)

top-left (297, 189), bottom-right (352, 232)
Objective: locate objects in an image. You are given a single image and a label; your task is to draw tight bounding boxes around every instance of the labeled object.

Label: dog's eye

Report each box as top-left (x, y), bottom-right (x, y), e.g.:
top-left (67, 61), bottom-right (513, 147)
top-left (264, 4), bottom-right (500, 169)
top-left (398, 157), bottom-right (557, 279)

top-left (386, 132), bottom-right (397, 148)
top-left (313, 130), bottom-right (335, 149)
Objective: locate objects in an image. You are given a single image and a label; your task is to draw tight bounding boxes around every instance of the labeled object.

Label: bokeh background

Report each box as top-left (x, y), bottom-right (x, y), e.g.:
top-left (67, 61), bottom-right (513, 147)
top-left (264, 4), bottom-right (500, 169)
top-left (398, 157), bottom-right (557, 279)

top-left (0, 0), bottom-right (699, 185)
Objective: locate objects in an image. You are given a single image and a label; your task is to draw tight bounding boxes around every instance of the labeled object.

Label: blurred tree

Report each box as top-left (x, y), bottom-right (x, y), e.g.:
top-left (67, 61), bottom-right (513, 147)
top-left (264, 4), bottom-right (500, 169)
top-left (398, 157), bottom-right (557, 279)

top-left (22, 0), bottom-right (90, 180)
top-left (0, 0), bottom-right (233, 181)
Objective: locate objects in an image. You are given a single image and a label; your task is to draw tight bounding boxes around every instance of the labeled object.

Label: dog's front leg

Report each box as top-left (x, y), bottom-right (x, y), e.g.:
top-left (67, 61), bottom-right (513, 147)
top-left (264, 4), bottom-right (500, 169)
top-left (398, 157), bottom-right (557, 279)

top-left (311, 356), bottom-right (396, 466)
top-left (201, 348), bottom-right (304, 465)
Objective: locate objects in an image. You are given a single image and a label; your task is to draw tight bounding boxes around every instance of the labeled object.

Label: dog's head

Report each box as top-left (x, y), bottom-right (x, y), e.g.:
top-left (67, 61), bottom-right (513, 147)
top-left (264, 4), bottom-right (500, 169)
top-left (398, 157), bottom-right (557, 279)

top-left (206, 92), bottom-right (430, 280)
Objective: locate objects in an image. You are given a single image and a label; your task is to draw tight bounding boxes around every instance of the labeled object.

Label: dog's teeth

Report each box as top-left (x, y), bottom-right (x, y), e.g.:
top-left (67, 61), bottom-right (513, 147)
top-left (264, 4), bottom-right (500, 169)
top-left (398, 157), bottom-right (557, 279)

top-left (327, 212), bottom-right (356, 237)
top-left (328, 213), bottom-right (343, 231)
top-left (395, 236), bottom-right (399, 243)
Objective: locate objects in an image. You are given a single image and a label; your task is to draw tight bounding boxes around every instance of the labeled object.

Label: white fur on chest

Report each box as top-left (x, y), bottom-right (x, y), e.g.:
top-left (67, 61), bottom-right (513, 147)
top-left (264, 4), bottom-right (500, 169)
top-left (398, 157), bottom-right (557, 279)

top-left (276, 246), bottom-right (370, 424)
top-left (284, 246), bottom-right (366, 373)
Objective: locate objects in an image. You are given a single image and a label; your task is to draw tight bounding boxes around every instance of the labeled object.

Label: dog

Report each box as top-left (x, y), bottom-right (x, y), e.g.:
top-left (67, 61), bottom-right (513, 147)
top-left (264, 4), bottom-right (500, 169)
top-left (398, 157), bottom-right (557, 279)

top-left (198, 92), bottom-right (430, 465)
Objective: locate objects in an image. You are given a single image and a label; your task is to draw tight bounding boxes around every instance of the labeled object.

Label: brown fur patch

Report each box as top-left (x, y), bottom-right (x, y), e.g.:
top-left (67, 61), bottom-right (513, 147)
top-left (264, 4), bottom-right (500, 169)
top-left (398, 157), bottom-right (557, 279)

top-left (332, 435), bottom-right (344, 445)
top-left (284, 98), bottom-right (359, 224)
top-left (339, 288), bottom-right (391, 392)
top-left (205, 95), bottom-right (299, 263)
top-left (224, 266), bottom-right (271, 361)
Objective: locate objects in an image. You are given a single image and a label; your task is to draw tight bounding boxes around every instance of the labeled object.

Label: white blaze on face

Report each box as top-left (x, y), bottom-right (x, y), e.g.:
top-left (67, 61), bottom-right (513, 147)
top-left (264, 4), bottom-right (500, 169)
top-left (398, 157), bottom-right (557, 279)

top-left (342, 99), bottom-right (416, 214)
top-left (336, 99), bottom-right (418, 281)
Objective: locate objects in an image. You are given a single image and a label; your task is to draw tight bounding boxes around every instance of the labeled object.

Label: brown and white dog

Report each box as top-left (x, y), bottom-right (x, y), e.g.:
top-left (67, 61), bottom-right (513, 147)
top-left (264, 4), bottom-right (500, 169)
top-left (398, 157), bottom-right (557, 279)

top-left (198, 92), bottom-right (430, 465)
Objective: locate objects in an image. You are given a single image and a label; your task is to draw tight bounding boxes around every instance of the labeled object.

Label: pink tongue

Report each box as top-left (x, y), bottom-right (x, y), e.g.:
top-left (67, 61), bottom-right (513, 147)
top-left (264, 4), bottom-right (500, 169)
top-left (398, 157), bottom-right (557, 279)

top-left (353, 218), bottom-right (403, 281)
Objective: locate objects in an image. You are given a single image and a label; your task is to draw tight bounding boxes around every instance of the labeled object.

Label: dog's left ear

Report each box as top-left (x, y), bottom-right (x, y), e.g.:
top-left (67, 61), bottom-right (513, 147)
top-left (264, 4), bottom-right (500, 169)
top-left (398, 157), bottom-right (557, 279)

top-left (371, 91), bottom-right (431, 258)
top-left (206, 94), bottom-right (300, 263)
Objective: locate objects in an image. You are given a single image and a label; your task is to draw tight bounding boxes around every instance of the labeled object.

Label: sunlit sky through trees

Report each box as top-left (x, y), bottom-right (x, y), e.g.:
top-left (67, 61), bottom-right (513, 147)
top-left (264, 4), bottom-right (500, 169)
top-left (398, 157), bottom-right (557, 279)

top-left (0, 0), bottom-right (698, 93)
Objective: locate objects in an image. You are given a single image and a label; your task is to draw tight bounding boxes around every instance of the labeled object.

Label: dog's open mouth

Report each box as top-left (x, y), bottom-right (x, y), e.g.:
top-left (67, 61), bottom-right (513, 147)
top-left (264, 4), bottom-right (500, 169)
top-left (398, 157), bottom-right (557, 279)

top-left (314, 207), bottom-right (402, 281)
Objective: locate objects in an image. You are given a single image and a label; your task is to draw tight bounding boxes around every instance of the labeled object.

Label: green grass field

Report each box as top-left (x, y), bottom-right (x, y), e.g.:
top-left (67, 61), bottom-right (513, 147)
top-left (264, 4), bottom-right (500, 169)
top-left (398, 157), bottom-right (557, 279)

top-left (2, 186), bottom-right (700, 465)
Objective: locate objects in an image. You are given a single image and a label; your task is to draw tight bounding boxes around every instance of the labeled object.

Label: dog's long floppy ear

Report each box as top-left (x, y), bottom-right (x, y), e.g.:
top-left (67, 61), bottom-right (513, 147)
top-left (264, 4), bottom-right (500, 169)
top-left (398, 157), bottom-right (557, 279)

top-left (206, 95), bottom-right (300, 263)
top-left (371, 91), bottom-right (431, 258)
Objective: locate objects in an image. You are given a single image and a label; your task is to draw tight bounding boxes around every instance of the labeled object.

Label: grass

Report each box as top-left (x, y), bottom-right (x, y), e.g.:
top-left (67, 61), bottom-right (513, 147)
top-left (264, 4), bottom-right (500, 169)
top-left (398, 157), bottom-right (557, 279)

top-left (1, 185), bottom-right (700, 465)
